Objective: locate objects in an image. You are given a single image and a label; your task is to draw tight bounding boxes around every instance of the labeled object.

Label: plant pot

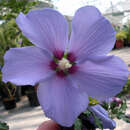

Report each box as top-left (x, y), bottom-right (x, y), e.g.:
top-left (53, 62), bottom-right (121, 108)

top-left (26, 91), bottom-right (39, 107)
top-left (115, 40), bottom-right (124, 49)
top-left (3, 97), bottom-right (16, 110)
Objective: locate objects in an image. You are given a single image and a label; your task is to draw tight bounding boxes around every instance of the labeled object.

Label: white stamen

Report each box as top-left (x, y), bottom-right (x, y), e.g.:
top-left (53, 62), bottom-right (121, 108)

top-left (58, 58), bottom-right (72, 70)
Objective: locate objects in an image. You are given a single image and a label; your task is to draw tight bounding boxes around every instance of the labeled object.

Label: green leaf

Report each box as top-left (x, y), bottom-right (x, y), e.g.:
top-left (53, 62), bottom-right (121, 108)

top-left (116, 112), bottom-right (124, 119)
top-left (83, 109), bottom-right (91, 117)
top-left (111, 108), bottom-right (119, 114)
top-left (122, 116), bottom-right (130, 123)
top-left (101, 101), bottom-right (109, 111)
top-left (74, 119), bottom-right (82, 130)
top-left (92, 113), bottom-right (103, 130)
top-left (0, 121), bottom-right (9, 130)
top-left (120, 101), bottom-right (127, 111)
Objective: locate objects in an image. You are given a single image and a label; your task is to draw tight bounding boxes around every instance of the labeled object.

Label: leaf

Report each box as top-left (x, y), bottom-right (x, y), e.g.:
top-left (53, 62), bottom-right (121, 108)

top-left (120, 101), bottom-right (127, 111)
top-left (74, 119), bottom-right (82, 130)
top-left (111, 108), bottom-right (119, 114)
top-left (92, 113), bottom-right (103, 130)
top-left (116, 112), bottom-right (124, 119)
top-left (83, 110), bottom-right (91, 117)
top-left (122, 115), bottom-right (130, 123)
top-left (101, 101), bottom-right (109, 111)
top-left (0, 121), bottom-right (9, 130)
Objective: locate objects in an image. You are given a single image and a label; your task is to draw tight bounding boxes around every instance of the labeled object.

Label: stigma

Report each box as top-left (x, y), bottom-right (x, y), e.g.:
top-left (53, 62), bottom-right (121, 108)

top-left (58, 58), bottom-right (72, 70)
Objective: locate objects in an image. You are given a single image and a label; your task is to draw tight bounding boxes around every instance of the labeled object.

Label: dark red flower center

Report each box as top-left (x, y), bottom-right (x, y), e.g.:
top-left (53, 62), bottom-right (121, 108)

top-left (49, 50), bottom-right (78, 78)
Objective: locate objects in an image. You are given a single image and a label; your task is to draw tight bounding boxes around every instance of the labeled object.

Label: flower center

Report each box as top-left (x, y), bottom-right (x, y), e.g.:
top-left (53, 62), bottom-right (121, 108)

top-left (49, 50), bottom-right (78, 78)
top-left (58, 58), bottom-right (72, 70)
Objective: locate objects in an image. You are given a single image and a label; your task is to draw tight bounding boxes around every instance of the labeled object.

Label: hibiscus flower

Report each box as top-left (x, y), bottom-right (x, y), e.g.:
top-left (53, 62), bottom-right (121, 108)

top-left (2, 6), bottom-right (129, 126)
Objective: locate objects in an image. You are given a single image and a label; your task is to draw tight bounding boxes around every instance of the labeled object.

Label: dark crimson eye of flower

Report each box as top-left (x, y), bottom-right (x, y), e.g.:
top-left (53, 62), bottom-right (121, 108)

top-left (50, 50), bottom-right (78, 77)
top-left (67, 52), bottom-right (76, 62)
top-left (49, 61), bottom-right (58, 70)
top-left (53, 50), bottom-right (64, 60)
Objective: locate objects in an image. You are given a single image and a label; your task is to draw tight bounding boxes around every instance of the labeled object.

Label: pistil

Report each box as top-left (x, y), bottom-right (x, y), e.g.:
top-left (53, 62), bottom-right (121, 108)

top-left (58, 58), bottom-right (72, 70)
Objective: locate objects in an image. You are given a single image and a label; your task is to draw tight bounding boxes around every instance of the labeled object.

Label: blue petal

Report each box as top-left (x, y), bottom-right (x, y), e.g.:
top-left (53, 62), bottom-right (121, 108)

top-left (88, 105), bottom-right (116, 129)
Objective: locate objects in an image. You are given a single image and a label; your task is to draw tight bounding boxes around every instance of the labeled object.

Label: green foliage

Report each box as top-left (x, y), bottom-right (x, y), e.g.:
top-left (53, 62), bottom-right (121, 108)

top-left (101, 80), bottom-right (130, 124)
top-left (0, 0), bottom-right (38, 20)
top-left (92, 112), bottom-right (103, 130)
top-left (123, 24), bottom-right (130, 41)
top-left (117, 80), bottom-right (130, 97)
top-left (0, 20), bottom-right (19, 65)
top-left (0, 0), bottom-right (38, 66)
top-left (115, 23), bottom-right (130, 46)
top-left (110, 99), bottom-right (127, 117)
top-left (122, 23), bottom-right (130, 46)
top-left (83, 109), bottom-right (91, 117)
top-left (116, 31), bottom-right (127, 41)
top-left (75, 110), bottom-right (103, 130)
top-left (114, 25), bottom-right (120, 32)
top-left (0, 121), bottom-right (9, 130)
top-left (89, 97), bottom-right (99, 106)
top-left (121, 115), bottom-right (130, 123)
top-left (74, 119), bottom-right (82, 130)
top-left (102, 97), bottom-right (130, 124)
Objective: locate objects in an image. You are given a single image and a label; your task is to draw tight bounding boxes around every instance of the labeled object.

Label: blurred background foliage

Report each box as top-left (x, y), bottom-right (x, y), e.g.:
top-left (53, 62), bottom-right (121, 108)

top-left (0, 121), bottom-right (9, 130)
top-left (0, 0), bottom-right (39, 67)
top-left (117, 80), bottom-right (130, 97)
